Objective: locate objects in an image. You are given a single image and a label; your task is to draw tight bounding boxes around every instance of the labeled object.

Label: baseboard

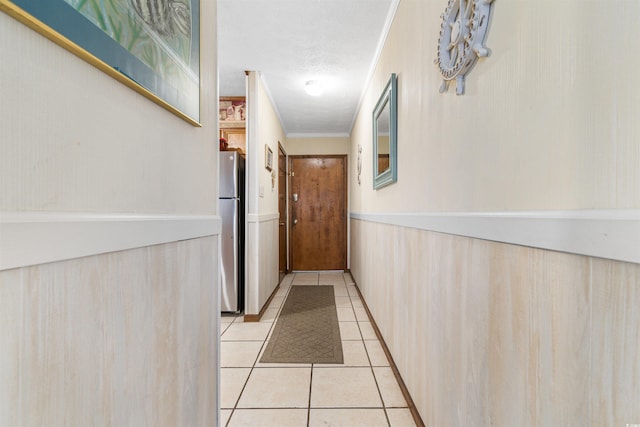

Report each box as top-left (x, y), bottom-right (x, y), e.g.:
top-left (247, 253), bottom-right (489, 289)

top-left (347, 272), bottom-right (426, 427)
top-left (244, 283), bottom-right (280, 322)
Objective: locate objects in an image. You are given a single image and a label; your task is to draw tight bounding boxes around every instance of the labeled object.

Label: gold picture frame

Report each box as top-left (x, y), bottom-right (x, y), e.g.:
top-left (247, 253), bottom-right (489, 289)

top-left (0, 0), bottom-right (201, 126)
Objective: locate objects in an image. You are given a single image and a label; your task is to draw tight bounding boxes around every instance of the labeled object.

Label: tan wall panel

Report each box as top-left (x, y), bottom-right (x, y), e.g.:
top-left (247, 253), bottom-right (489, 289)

top-left (246, 216), bottom-right (280, 315)
top-left (350, 218), bottom-right (640, 426)
top-left (0, 238), bottom-right (218, 426)
top-left (589, 259), bottom-right (640, 425)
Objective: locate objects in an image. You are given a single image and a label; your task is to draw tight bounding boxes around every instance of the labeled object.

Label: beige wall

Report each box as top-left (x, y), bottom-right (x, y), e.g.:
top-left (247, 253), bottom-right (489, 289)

top-left (349, 0), bottom-right (640, 425)
top-left (245, 72), bottom-right (283, 315)
top-left (256, 73), bottom-right (286, 213)
top-left (0, 1), bottom-right (219, 424)
top-left (0, 14), bottom-right (218, 213)
top-left (286, 136), bottom-right (350, 156)
top-left (351, 0), bottom-right (640, 213)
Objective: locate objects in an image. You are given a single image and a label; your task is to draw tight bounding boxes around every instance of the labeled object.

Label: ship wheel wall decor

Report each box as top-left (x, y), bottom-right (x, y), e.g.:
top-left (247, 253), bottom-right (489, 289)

top-left (436, 0), bottom-right (495, 95)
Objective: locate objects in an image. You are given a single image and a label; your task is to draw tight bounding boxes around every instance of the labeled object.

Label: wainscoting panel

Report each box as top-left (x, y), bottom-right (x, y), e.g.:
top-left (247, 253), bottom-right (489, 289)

top-left (246, 213), bottom-right (280, 316)
top-left (0, 237), bottom-right (218, 426)
top-left (589, 258), bottom-right (640, 425)
top-left (350, 218), bottom-right (640, 426)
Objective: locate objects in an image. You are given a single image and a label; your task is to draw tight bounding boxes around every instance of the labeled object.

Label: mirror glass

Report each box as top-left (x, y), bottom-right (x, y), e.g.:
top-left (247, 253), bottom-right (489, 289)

top-left (376, 100), bottom-right (390, 175)
top-left (373, 73), bottom-right (397, 189)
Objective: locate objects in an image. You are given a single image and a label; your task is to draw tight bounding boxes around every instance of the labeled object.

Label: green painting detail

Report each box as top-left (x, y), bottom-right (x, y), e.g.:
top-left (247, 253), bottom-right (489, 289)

top-left (64, 0), bottom-right (195, 91)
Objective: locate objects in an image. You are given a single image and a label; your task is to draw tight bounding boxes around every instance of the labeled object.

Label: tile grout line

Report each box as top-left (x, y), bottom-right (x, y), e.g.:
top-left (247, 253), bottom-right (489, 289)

top-left (345, 271), bottom-right (392, 427)
top-left (307, 365), bottom-right (314, 427)
top-left (223, 315), bottom-right (249, 426)
top-left (220, 273), bottom-right (270, 425)
top-left (225, 279), bottom-right (294, 421)
top-left (349, 272), bottom-right (425, 427)
top-left (228, 274), bottom-right (318, 423)
top-left (226, 272), bottom-right (405, 424)
top-left (230, 405), bottom-right (387, 410)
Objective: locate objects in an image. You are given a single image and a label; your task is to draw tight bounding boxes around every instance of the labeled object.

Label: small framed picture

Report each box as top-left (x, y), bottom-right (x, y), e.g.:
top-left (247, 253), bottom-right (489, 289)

top-left (265, 145), bottom-right (273, 171)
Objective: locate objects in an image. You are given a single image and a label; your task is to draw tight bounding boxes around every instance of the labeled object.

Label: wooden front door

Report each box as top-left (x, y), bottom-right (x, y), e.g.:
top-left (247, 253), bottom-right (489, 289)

top-left (290, 155), bottom-right (347, 271)
top-left (278, 143), bottom-right (288, 282)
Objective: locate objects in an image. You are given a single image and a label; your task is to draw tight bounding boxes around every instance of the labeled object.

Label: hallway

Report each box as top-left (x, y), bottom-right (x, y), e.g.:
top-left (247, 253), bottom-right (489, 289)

top-left (220, 272), bottom-right (417, 426)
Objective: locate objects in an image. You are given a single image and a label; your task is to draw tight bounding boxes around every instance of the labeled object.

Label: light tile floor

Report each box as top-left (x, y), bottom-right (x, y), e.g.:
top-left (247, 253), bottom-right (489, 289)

top-left (220, 272), bottom-right (417, 427)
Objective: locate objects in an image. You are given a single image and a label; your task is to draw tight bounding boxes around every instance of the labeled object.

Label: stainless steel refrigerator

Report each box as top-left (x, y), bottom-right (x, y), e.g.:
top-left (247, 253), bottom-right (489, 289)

top-left (219, 151), bottom-right (245, 313)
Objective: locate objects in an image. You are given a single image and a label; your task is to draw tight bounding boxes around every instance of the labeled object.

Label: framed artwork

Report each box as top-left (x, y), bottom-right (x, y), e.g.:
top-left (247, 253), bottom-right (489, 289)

top-left (265, 145), bottom-right (273, 171)
top-left (0, 0), bottom-right (201, 126)
top-left (219, 97), bottom-right (246, 122)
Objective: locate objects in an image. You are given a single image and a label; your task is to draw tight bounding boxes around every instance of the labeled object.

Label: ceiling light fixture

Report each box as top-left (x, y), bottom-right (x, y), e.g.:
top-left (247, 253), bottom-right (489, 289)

top-left (304, 80), bottom-right (323, 96)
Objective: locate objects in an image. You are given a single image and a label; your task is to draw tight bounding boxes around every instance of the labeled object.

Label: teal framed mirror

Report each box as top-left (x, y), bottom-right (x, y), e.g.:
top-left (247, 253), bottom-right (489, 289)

top-left (373, 73), bottom-right (397, 189)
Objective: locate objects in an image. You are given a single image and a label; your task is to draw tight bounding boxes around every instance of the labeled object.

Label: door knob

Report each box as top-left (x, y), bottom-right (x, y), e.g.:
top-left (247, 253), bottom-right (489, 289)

top-left (279, 222), bottom-right (285, 226)
top-left (293, 219), bottom-right (298, 225)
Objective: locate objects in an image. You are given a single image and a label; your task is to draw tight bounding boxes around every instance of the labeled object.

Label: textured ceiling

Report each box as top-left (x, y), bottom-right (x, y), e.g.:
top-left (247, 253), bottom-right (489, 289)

top-left (217, 0), bottom-right (397, 137)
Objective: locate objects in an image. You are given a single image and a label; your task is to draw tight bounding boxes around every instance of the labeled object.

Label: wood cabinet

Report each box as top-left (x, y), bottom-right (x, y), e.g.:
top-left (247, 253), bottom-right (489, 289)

top-left (219, 97), bottom-right (246, 154)
top-left (220, 125), bottom-right (246, 154)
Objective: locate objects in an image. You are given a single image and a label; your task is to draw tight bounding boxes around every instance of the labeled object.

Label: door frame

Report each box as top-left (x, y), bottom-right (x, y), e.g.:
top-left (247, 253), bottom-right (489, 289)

top-left (278, 142), bottom-right (289, 282)
top-left (288, 154), bottom-right (348, 271)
